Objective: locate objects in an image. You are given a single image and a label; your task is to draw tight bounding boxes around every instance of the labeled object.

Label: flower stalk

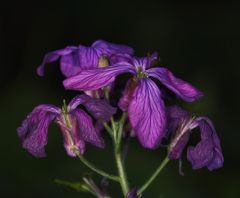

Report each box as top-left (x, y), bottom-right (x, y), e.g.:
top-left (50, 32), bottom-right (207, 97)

top-left (74, 148), bottom-right (119, 182)
top-left (138, 157), bottom-right (169, 195)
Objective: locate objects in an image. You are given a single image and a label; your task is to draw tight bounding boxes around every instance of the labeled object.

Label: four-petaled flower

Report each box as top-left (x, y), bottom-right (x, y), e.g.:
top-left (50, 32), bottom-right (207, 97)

top-left (167, 106), bottom-right (224, 170)
top-left (37, 40), bottom-right (134, 78)
top-left (63, 53), bottom-right (203, 149)
top-left (17, 95), bottom-right (116, 157)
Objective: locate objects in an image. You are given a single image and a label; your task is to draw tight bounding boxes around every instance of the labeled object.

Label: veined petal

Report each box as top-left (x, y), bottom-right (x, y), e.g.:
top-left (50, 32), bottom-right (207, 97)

top-left (92, 40), bottom-right (134, 56)
top-left (166, 106), bottom-right (189, 134)
top-left (37, 46), bottom-right (78, 76)
top-left (63, 63), bottom-right (135, 91)
top-left (187, 117), bottom-right (224, 170)
top-left (68, 94), bottom-right (116, 121)
top-left (128, 78), bottom-right (166, 149)
top-left (73, 109), bottom-right (105, 148)
top-left (133, 52), bottom-right (158, 70)
top-left (17, 105), bottom-right (60, 157)
top-left (148, 67), bottom-right (203, 102)
top-left (109, 53), bottom-right (133, 65)
top-left (60, 45), bottom-right (99, 77)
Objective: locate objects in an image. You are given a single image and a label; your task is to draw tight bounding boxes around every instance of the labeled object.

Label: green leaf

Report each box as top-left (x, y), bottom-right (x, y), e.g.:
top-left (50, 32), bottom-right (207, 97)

top-left (55, 179), bottom-right (92, 194)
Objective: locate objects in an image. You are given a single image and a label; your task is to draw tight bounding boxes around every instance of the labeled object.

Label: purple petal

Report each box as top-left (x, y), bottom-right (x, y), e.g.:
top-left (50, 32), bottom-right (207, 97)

top-left (148, 67), bottom-right (203, 102)
top-left (92, 40), bottom-right (134, 56)
top-left (63, 63), bottom-right (135, 91)
top-left (73, 109), bottom-right (105, 148)
top-left (169, 130), bottom-right (191, 160)
top-left (60, 45), bottom-right (99, 77)
top-left (132, 52), bottom-right (158, 70)
top-left (109, 53), bottom-right (133, 65)
top-left (68, 94), bottom-right (116, 121)
top-left (166, 106), bottom-right (190, 134)
top-left (187, 117), bottom-right (224, 170)
top-left (118, 78), bottom-right (139, 111)
top-left (68, 94), bottom-right (92, 110)
top-left (58, 116), bottom-right (86, 157)
top-left (128, 78), bottom-right (166, 149)
top-left (37, 46), bottom-right (78, 77)
top-left (126, 188), bottom-right (140, 198)
top-left (17, 105), bottom-right (60, 157)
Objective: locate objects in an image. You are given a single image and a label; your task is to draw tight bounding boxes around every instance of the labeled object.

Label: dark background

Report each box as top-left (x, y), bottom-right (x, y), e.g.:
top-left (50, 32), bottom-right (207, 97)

top-left (1, 1), bottom-right (239, 198)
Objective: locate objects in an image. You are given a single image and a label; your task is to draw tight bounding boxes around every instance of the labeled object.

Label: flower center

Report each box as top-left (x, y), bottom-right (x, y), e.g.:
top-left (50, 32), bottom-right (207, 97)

top-left (98, 56), bottom-right (109, 68)
top-left (136, 66), bottom-right (148, 78)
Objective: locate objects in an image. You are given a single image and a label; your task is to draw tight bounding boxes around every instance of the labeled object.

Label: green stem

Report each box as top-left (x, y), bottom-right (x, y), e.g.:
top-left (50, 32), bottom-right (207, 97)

top-left (75, 150), bottom-right (119, 182)
top-left (113, 113), bottom-right (129, 196)
top-left (138, 157), bottom-right (169, 195)
top-left (115, 149), bottom-right (129, 196)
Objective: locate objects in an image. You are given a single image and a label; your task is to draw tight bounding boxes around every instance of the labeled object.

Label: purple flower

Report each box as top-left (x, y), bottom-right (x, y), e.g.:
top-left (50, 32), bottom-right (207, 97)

top-left (63, 54), bottom-right (203, 149)
top-left (126, 188), bottom-right (141, 198)
top-left (168, 106), bottom-right (224, 171)
top-left (17, 95), bottom-right (116, 157)
top-left (37, 40), bottom-right (134, 78)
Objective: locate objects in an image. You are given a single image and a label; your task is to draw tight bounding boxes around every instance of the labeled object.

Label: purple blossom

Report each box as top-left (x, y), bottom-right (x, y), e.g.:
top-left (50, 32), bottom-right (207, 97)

top-left (63, 53), bottom-right (203, 149)
top-left (37, 40), bottom-right (134, 78)
top-left (17, 95), bottom-right (116, 157)
top-left (126, 188), bottom-right (141, 198)
top-left (168, 106), bottom-right (224, 171)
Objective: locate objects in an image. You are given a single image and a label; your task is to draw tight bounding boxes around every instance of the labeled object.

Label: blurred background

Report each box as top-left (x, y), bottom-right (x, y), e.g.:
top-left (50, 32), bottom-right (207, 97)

top-left (0, 1), bottom-right (239, 197)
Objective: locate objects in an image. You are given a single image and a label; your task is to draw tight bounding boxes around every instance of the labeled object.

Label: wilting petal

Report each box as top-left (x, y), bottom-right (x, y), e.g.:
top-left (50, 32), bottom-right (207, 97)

top-left (63, 63), bottom-right (135, 91)
top-left (166, 106), bottom-right (189, 134)
top-left (148, 67), bottom-right (203, 102)
top-left (17, 105), bottom-right (60, 157)
top-left (68, 94), bottom-right (116, 121)
top-left (73, 109), bottom-right (105, 148)
top-left (187, 117), bottom-right (224, 170)
top-left (147, 52), bottom-right (158, 69)
top-left (58, 115), bottom-right (86, 156)
top-left (128, 78), bottom-right (166, 149)
top-left (118, 78), bottom-right (139, 111)
top-left (60, 45), bottom-right (99, 77)
top-left (92, 40), bottom-right (134, 56)
top-left (37, 46), bottom-right (78, 76)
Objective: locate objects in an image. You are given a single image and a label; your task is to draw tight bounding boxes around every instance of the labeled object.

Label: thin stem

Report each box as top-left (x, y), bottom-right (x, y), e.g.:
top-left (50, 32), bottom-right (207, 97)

top-left (103, 122), bottom-right (113, 137)
top-left (115, 150), bottom-right (129, 196)
top-left (113, 113), bottom-right (129, 196)
top-left (117, 112), bottom-right (127, 144)
top-left (138, 157), bottom-right (169, 195)
top-left (75, 150), bottom-right (119, 182)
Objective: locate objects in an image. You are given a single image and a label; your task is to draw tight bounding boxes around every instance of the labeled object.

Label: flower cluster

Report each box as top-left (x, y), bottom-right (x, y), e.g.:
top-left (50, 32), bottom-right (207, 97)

top-left (17, 40), bottom-right (223, 197)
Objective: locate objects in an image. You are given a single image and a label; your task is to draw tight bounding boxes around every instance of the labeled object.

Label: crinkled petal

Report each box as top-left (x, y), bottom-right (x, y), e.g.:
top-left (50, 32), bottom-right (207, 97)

top-left (73, 109), bottom-right (105, 148)
top-left (63, 63), bottom-right (135, 91)
top-left (68, 94), bottom-right (116, 121)
top-left (128, 78), bottom-right (166, 149)
top-left (187, 117), bottom-right (223, 170)
top-left (166, 106), bottom-right (190, 134)
top-left (92, 40), bottom-right (134, 56)
top-left (17, 105), bottom-right (60, 157)
top-left (118, 78), bottom-right (139, 111)
top-left (169, 131), bottom-right (191, 160)
top-left (148, 67), bottom-right (203, 102)
top-left (37, 46), bottom-right (78, 76)
top-left (60, 45), bottom-right (99, 77)
top-left (147, 52), bottom-right (158, 69)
